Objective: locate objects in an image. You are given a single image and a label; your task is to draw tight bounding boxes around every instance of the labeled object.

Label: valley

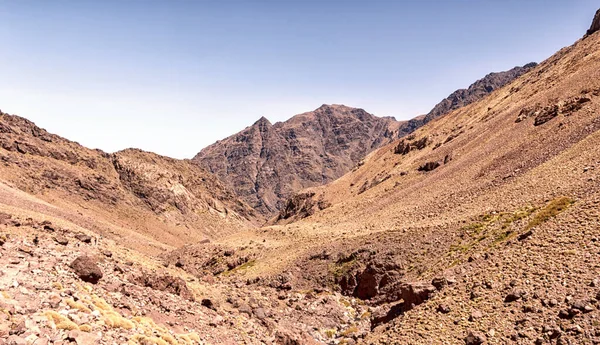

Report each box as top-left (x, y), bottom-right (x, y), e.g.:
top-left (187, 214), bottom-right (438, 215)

top-left (1, 8), bottom-right (600, 345)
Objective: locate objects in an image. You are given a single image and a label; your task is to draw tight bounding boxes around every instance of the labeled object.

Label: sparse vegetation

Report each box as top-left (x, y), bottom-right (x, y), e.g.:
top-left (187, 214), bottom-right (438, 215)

top-left (66, 298), bottom-right (92, 313)
top-left (341, 325), bottom-right (359, 337)
top-left (524, 196), bottom-right (574, 231)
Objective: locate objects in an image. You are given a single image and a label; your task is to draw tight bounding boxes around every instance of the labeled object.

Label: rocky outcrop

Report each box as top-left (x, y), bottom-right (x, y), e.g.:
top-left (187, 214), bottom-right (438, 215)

top-left (587, 9), bottom-right (600, 36)
top-left (271, 191), bottom-right (331, 225)
top-left (131, 271), bottom-right (195, 301)
top-left (194, 105), bottom-right (400, 215)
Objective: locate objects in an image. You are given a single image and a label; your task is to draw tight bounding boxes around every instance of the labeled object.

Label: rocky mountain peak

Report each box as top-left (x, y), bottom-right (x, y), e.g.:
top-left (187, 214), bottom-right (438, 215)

top-left (193, 105), bottom-right (400, 215)
top-left (587, 9), bottom-right (600, 36)
top-left (253, 116), bottom-right (272, 127)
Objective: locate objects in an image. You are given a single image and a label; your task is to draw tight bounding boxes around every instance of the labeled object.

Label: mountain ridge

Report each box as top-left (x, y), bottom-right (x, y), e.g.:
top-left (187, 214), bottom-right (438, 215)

top-left (193, 104), bottom-right (401, 215)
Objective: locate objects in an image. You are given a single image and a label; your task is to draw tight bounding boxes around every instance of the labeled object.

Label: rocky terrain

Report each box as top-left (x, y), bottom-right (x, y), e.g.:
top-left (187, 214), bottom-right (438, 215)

top-left (193, 105), bottom-right (400, 215)
top-left (395, 63), bottom-right (537, 138)
top-left (1, 8), bottom-right (600, 345)
top-left (0, 114), bottom-right (255, 253)
top-left (194, 67), bottom-right (536, 218)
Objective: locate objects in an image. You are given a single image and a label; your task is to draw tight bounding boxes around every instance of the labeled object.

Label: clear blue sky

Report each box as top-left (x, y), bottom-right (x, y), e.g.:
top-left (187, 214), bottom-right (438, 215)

top-left (0, 1), bottom-right (596, 158)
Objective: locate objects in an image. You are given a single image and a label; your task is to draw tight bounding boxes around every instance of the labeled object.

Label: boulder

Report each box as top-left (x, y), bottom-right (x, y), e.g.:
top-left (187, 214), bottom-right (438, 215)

top-left (74, 233), bottom-right (92, 244)
top-left (465, 331), bottom-right (486, 345)
top-left (53, 236), bottom-right (69, 246)
top-left (399, 282), bottom-right (436, 311)
top-left (70, 255), bottom-right (103, 284)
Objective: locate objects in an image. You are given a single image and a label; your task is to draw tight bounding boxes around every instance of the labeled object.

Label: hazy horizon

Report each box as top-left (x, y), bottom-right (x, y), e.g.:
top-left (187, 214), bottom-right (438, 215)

top-left (0, 0), bottom-right (597, 158)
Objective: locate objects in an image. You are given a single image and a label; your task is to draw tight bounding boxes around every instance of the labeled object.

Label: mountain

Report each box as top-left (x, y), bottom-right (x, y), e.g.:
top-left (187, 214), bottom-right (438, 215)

top-left (1, 9), bottom-right (599, 345)
top-left (396, 62), bottom-right (537, 137)
top-left (194, 66), bottom-right (536, 218)
top-left (193, 104), bottom-right (400, 215)
top-left (251, 22), bottom-right (600, 343)
top-left (0, 113), bottom-right (255, 253)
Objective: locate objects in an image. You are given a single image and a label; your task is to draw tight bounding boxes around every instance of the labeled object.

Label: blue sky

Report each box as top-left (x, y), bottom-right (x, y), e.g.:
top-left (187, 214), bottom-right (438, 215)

top-left (0, 1), bottom-right (597, 158)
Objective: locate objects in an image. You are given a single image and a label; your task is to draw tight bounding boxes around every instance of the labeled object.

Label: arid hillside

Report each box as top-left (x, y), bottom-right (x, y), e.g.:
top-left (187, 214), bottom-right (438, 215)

top-left (194, 65), bottom-right (537, 218)
top-left (193, 104), bottom-right (401, 215)
top-left (0, 114), bottom-right (256, 253)
top-left (162, 20), bottom-right (600, 344)
top-left (2, 10), bottom-right (600, 345)
top-left (219, 24), bottom-right (600, 344)
top-left (396, 62), bottom-right (537, 137)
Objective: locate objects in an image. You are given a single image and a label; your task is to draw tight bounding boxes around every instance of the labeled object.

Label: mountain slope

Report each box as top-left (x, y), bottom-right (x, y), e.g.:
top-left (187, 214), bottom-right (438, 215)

top-left (190, 23), bottom-right (600, 344)
top-left (195, 65), bottom-right (536, 218)
top-left (396, 62), bottom-right (537, 137)
top-left (193, 104), bottom-right (400, 215)
top-left (0, 113), bottom-right (255, 253)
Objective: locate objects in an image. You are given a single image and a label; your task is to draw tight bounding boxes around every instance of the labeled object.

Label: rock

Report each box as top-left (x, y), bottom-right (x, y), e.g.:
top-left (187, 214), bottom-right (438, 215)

top-left (587, 9), bottom-right (600, 36)
top-left (431, 277), bottom-right (451, 290)
top-left (517, 230), bottom-right (533, 241)
top-left (5, 335), bottom-right (27, 345)
top-left (399, 282), bottom-right (436, 311)
top-left (437, 304), bottom-right (451, 314)
top-left (465, 331), bottom-right (486, 345)
top-left (201, 298), bottom-right (215, 310)
top-left (70, 255), bottom-right (103, 284)
top-left (0, 322), bottom-right (9, 338)
top-left (418, 161), bottom-right (441, 172)
top-left (469, 310), bottom-right (483, 321)
top-left (275, 329), bottom-right (302, 345)
top-left (253, 308), bottom-right (266, 320)
top-left (74, 234), bottom-right (92, 244)
top-left (505, 289), bottom-right (526, 302)
top-left (42, 222), bottom-right (55, 232)
top-left (132, 271), bottom-right (194, 301)
top-left (53, 236), bottom-right (68, 246)
top-left (570, 299), bottom-right (588, 311)
top-left (67, 330), bottom-right (100, 345)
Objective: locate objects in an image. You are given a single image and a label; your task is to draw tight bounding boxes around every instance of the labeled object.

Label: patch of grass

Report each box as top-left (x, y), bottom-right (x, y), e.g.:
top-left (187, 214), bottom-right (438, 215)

top-left (325, 329), bottom-right (337, 339)
top-left (177, 333), bottom-right (200, 344)
top-left (221, 259), bottom-right (257, 276)
top-left (91, 295), bottom-right (112, 311)
top-left (79, 324), bottom-right (92, 332)
top-left (51, 282), bottom-right (63, 291)
top-left (103, 311), bottom-right (134, 330)
top-left (131, 335), bottom-right (169, 345)
top-left (340, 325), bottom-right (359, 337)
top-left (524, 197), bottom-right (574, 231)
top-left (449, 243), bottom-right (472, 253)
top-left (501, 206), bottom-right (536, 229)
top-left (330, 258), bottom-right (357, 279)
top-left (132, 316), bottom-right (168, 334)
top-left (45, 311), bottom-right (79, 330)
top-left (492, 230), bottom-right (513, 246)
top-left (66, 298), bottom-right (92, 313)
top-left (160, 334), bottom-right (177, 345)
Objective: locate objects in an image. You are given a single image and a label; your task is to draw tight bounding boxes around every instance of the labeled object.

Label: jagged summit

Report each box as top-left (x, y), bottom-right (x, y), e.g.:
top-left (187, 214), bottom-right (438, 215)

top-left (193, 105), bottom-right (400, 215)
top-left (252, 116), bottom-right (272, 127)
